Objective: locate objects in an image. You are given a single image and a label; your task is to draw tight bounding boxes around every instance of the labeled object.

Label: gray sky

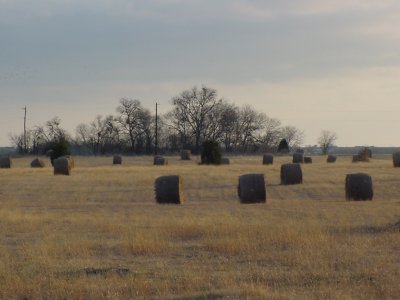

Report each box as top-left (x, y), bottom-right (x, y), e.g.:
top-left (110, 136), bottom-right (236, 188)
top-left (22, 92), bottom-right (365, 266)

top-left (1, 0), bottom-right (399, 147)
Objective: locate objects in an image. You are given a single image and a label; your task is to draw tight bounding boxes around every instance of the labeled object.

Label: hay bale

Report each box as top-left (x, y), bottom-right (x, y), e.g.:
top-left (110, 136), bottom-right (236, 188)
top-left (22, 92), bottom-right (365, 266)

top-left (31, 158), bottom-right (45, 168)
top-left (292, 153), bottom-right (304, 163)
top-left (280, 163), bottom-right (303, 185)
top-left (220, 157), bottom-right (230, 165)
top-left (154, 155), bottom-right (168, 165)
top-left (327, 155), bottom-right (337, 163)
top-left (345, 173), bottom-right (373, 201)
top-left (0, 156), bottom-right (12, 168)
top-left (180, 150), bottom-right (191, 160)
top-left (237, 174), bottom-right (266, 204)
top-left (53, 157), bottom-right (71, 175)
top-left (262, 153), bottom-right (274, 165)
top-left (392, 152), bottom-right (400, 167)
top-left (113, 155), bottom-right (122, 165)
top-left (352, 155), bottom-right (360, 163)
top-left (155, 175), bottom-right (185, 204)
top-left (304, 156), bottom-right (312, 164)
top-left (353, 147), bottom-right (370, 162)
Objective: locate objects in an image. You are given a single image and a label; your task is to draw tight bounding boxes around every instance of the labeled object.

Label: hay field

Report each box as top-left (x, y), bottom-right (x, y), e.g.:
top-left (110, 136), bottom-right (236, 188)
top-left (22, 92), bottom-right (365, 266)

top-left (0, 155), bottom-right (399, 299)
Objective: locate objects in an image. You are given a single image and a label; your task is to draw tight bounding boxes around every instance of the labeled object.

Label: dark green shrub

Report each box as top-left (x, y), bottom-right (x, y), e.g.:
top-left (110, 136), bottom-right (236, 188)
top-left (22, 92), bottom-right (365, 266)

top-left (277, 139), bottom-right (289, 153)
top-left (201, 140), bottom-right (221, 165)
top-left (49, 139), bottom-right (71, 165)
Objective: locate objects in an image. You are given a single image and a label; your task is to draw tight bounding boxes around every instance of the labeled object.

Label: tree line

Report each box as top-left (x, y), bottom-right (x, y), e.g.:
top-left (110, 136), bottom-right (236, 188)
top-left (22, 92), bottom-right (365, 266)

top-left (10, 85), bottom-right (309, 155)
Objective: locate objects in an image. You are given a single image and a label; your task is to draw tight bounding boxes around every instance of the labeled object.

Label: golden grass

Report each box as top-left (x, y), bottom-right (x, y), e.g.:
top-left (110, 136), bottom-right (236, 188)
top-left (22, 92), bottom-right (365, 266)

top-left (0, 155), bottom-right (399, 299)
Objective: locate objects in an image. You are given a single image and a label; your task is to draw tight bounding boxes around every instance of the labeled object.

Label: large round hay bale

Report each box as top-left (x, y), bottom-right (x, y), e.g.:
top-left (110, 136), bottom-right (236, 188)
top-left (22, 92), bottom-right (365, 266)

top-left (220, 157), bottom-right (230, 165)
top-left (292, 153), bottom-right (304, 163)
top-left (31, 158), bottom-right (45, 168)
top-left (327, 155), bottom-right (337, 163)
top-left (237, 174), bottom-right (266, 204)
top-left (392, 152), bottom-right (400, 167)
top-left (180, 150), bottom-right (191, 160)
top-left (280, 163), bottom-right (303, 185)
top-left (154, 155), bottom-right (168, 165)
top-left (304, 156), bottom-right (312, 164)
top-left (345, 173), bottom-right (373, 201)
top-left (155, 175), bottom-right (184, 204)
top-left (113, 155), bottom-right (122, 165)
top-left (262, 153), bottom-right (273, 165)
top-left (53, 157), bottom-right (71, 175)
top-left (0, 156), bottom-right (12, 168)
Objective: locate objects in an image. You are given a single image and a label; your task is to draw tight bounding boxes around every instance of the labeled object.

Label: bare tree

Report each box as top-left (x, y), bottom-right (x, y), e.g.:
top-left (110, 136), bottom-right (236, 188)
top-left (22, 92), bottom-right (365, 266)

top-left (318, 130), bottom-right (337, 154)
top-left (116, 98), bottom-right (152, 153)
top-left (170, 86), bottom-right (221, 153)
top-left (280, 126), bottom-right (305, 149)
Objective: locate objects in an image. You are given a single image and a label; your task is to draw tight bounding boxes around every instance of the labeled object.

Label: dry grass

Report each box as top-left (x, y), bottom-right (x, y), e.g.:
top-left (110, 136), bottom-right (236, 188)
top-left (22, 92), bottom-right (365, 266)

top-left (0, 155), bottom-right (399, 299)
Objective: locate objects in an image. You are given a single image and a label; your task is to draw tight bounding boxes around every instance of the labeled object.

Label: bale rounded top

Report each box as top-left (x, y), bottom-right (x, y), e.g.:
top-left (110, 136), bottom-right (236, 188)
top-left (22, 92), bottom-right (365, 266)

top-left (238, 173), bottom-right (266, 204)
top-left (345, 173), bottom-right (373, 201)
top-left (53, 157), bottom-right (71, 175)
top-left (262, 153), bottom-right (274, 165)
top-left (292, 153), bottom-right (304, 163)
top-left (155, 175), bottom-right (184, 204)
top-left (281, 163), bottom-right (303, 185)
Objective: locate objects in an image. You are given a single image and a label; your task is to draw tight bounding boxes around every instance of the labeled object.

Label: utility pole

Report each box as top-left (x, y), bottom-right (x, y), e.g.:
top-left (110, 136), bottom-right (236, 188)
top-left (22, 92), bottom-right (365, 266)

top-left (23, 106), bottom-right (27, 153)
top-left (155, 102), bottom-right (158, 156)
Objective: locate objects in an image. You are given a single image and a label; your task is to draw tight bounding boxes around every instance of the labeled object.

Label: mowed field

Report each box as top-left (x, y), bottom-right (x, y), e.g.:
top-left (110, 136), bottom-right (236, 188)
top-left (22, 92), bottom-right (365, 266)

top-left (0, 155), bottom-right (399, 299)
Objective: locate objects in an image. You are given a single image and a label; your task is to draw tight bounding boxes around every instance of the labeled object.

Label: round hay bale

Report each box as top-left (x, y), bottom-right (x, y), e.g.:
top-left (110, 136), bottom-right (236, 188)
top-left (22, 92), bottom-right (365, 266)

top-left (392, 152), bottom-right (400, 167)
top-left (155, 175), bottom-right (185, 204)
top-left (180, 150), bottom-right (191, 160)
top-left (154, 155), bottom-right (168, 165)
top-left (0, 156), bottom-right (12, 168)
top-left (53, 157), bottom-right (71, 175)
top-left (345, 173), bottom-right (373, 201)
top-left (220, 157), bottom-right (230, 165)
top-left (292, 153), bottom-right (304, 163)
top-left (113, 155), bottom-right (122, 165)
top-left (352, 155), bottom-right (360, 163)
top-left (304, 156), bottom-right (312, 164)
top-left (31, 158), bottom-right (45, 168)
top-left (327, 155), bottom-right (337, 163)
top-left (237, 174), bottom-right (266, 204)
top-left (280, 163), bottom-right (303, 185)
top-left (262, 153), bottom-right (273, 165)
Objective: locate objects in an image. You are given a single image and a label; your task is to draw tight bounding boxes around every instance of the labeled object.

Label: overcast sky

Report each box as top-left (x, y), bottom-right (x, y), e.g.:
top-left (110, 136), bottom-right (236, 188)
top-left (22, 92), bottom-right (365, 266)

top-left (1, 0), bottom-right (399, 147)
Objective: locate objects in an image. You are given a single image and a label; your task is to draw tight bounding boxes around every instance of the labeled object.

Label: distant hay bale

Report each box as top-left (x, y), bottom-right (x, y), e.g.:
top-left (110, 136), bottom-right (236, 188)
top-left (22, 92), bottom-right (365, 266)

top-left (155, 175), bottom-right (185, 204)
top-left (154, 155), bottom-right (168, 165)
top-left (53, 157), bottom-right (71, 176)
top-left (113, 155), bottom-right (122, 165)
top-left (352, 155), bottom-right (360, 163)
top-left (292, 153), bottom-right (304, 163)
top-left (392, 152), bottom-right (400, 167)
top-left (304, 156), bottom-right (312, 164)
top-left (220, 157), bottom-right (230, 165)
top-left (0, 156), bottom-right (12, 168)
top-left (327, 155), bottom-right (337, 163)
top-left (31, 158), bottom-right (45, 168)
top-left (345, 173), bottom-right (373, 201)
top-left (180, 150), bottom-right (191, 160)
top-left (281, 163), bottom-right (303, 185)
top-left (262, 153), bottom-right (274, 165)
top-left (237, 174), bottom-right (266, 204)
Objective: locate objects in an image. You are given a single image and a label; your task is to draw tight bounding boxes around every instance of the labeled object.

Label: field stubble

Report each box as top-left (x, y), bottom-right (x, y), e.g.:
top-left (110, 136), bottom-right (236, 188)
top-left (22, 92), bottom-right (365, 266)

top-left (0, 155), bottom-right (399, 299)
